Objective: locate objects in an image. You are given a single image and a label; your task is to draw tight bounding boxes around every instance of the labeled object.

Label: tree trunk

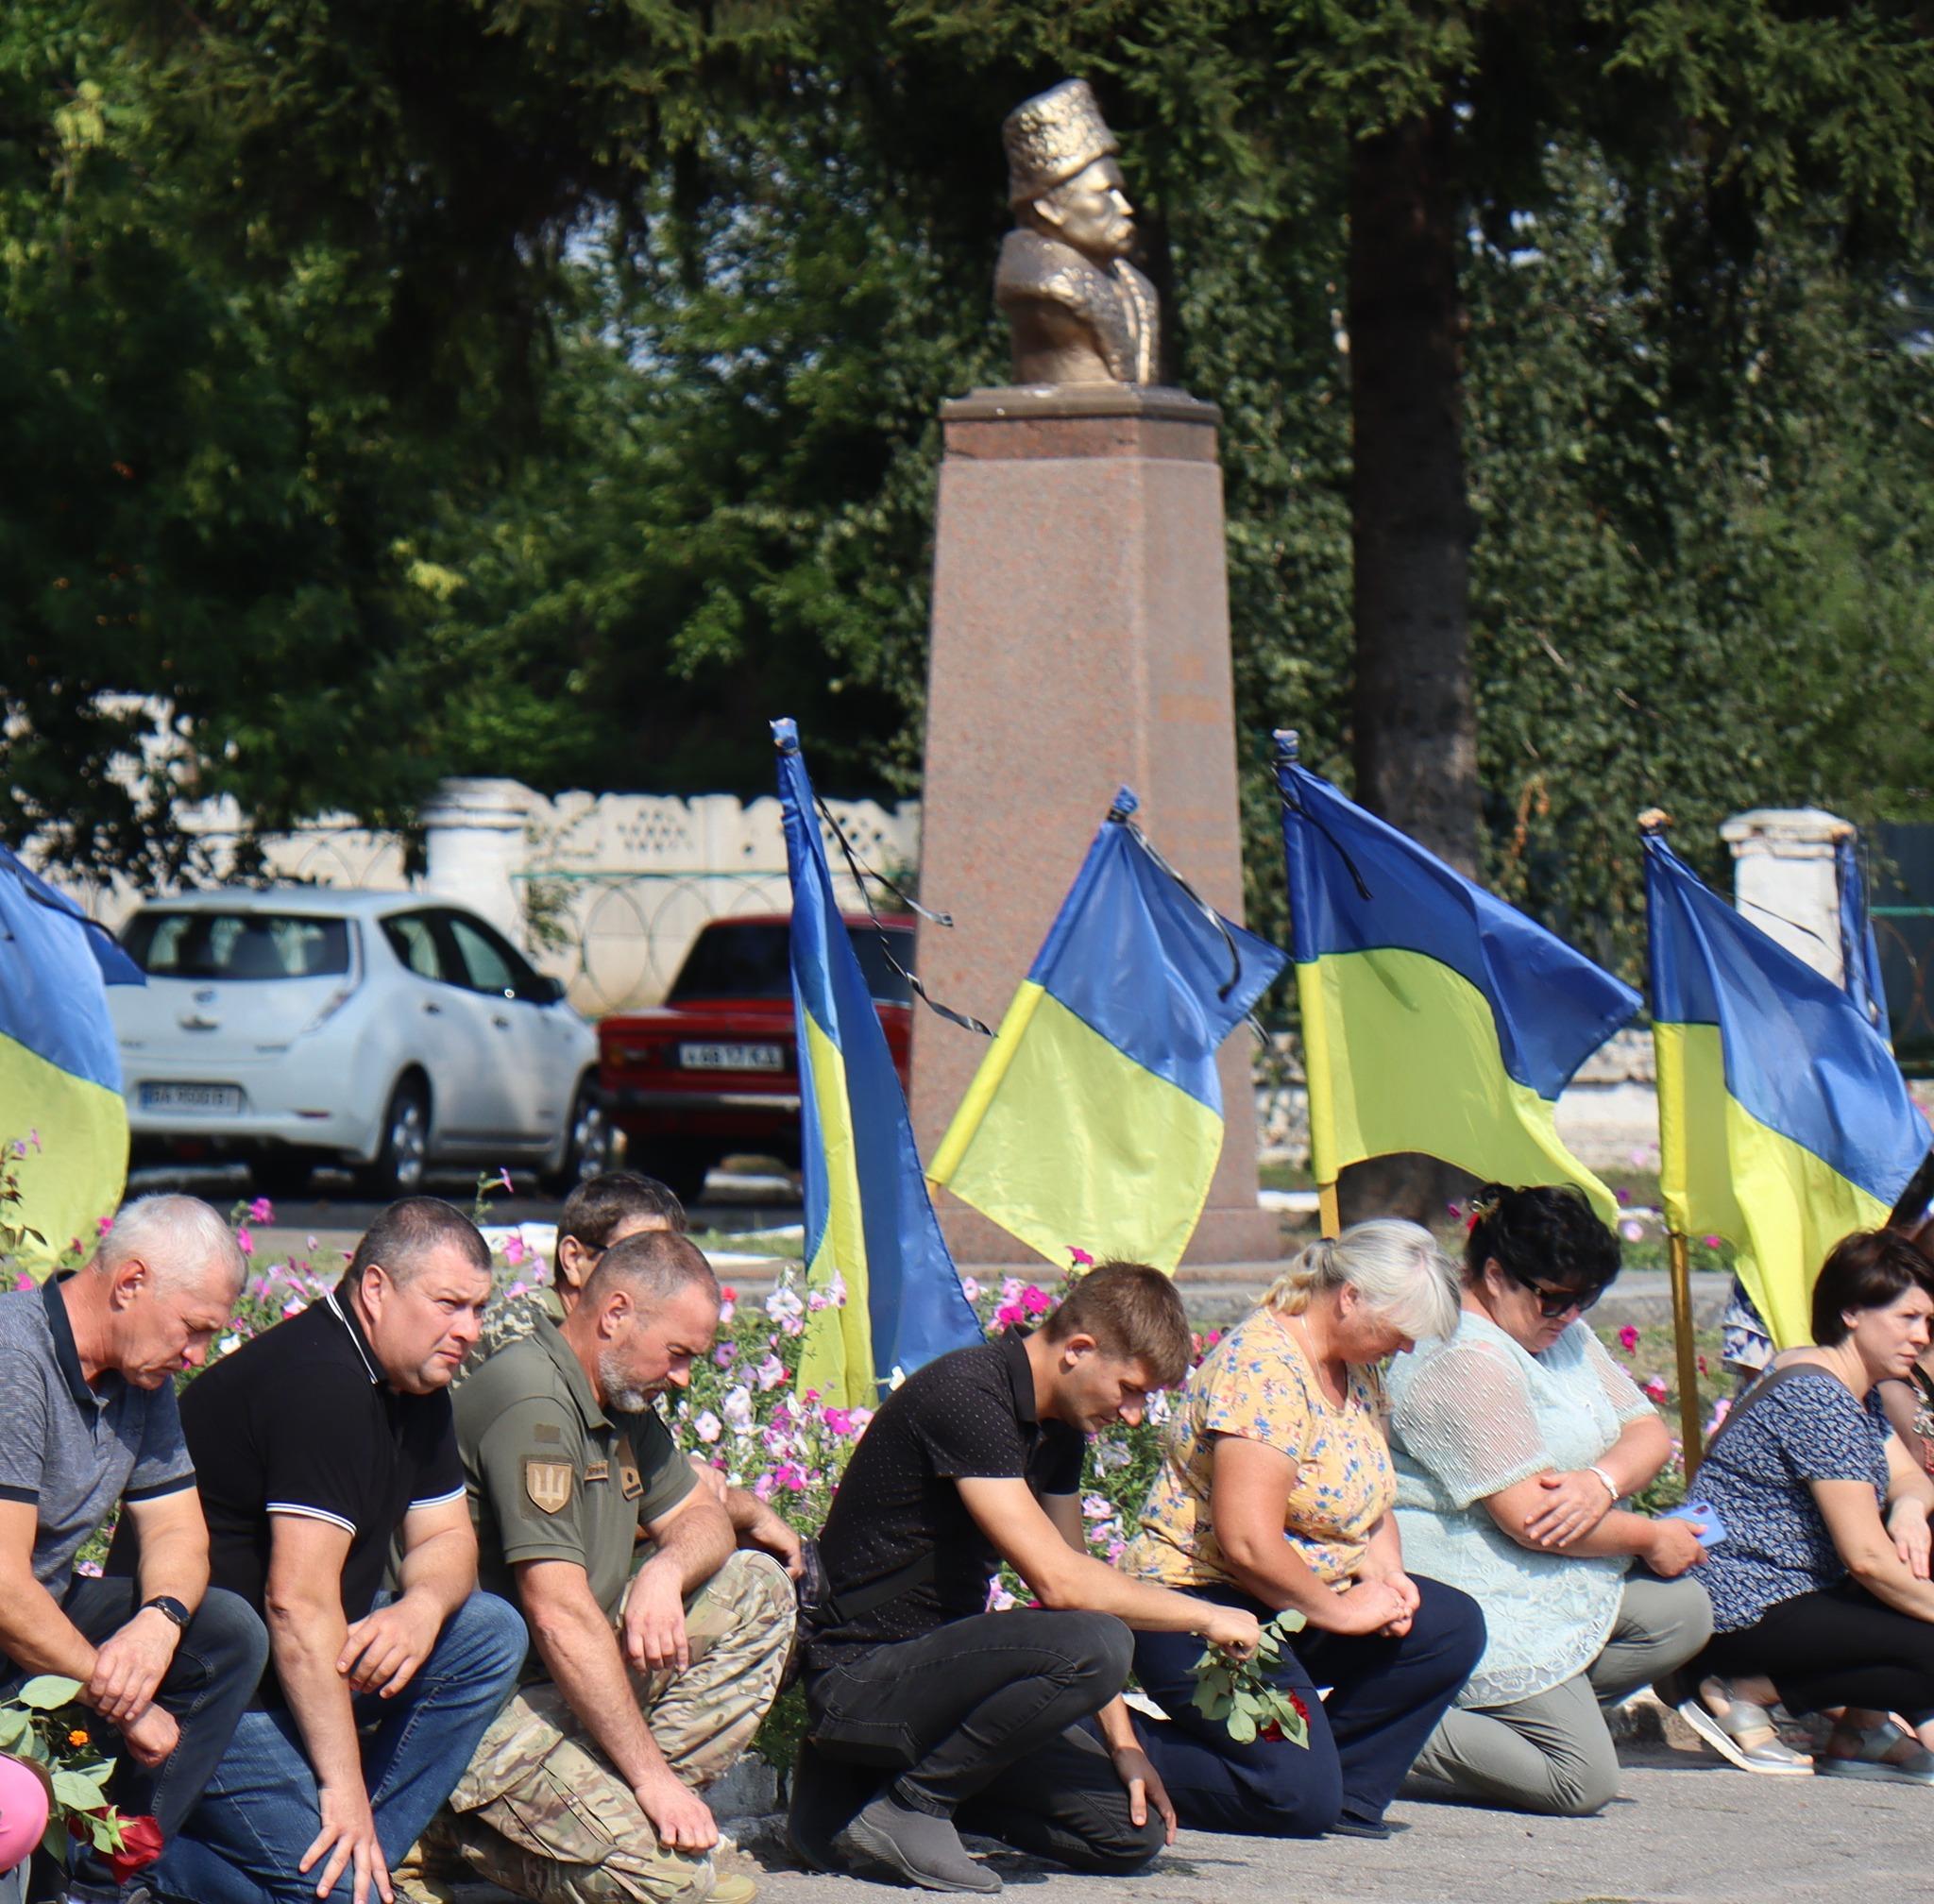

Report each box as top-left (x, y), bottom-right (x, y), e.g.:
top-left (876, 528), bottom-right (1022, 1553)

top-left (1341, 109), bottom-right (1478, 1228)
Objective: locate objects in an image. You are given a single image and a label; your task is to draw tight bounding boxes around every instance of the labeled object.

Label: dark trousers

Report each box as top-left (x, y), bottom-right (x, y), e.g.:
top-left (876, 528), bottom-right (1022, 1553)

top-left (1131, 1577), bottom-right (1484, 1836)
top-left (795, 1609), bottom-right (1164, 1876)
top-left (1695, 1578), bottom-right (1934, 1724)
top-left (8, 1577), bottom-right (268, 1891)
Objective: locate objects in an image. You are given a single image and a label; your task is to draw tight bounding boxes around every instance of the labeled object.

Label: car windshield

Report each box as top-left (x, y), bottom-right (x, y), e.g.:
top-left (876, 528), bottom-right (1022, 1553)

top-left (668, 921), bottom-right (913, 1006)
top-left (122, 910), bottom-right (352, 981)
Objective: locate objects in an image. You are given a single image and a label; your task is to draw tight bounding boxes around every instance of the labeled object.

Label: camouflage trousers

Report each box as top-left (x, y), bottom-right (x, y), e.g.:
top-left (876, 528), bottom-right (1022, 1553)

top-left (431, 1550), bottom-right (794, 1904)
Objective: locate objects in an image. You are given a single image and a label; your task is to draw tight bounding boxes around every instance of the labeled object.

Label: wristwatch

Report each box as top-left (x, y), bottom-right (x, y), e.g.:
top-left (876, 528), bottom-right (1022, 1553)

top-left (141, 1595), bottom-right (190, 1630)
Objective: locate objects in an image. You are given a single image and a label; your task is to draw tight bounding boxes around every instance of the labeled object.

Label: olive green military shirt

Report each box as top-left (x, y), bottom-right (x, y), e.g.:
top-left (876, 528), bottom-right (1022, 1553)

top-left (455, 1312), bottom-right (696, 1627)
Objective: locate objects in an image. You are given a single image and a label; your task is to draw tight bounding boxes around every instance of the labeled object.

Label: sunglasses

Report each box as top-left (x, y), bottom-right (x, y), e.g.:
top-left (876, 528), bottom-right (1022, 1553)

top-left (1512, 1272), bottom-right (1606, 1320)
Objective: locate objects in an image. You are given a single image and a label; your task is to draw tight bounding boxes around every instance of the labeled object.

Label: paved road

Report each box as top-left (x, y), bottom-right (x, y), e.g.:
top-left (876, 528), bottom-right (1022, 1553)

top-left (711, 1746), bottom-right (1929, 1904)
top-left (441, 1742), bottom-right (1931, 1904)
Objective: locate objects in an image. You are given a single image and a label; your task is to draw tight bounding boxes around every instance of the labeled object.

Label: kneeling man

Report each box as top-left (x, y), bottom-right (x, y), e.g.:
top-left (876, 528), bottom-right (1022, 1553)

top-left (154, 1198), bottom-right (527, 1904)
top-left (3, 1196), bottom-right (264, 1904)
top-left (441, 1230), bottom-right (793, 1904)
top-left (789, 1261), bottom-right (1261, 1893)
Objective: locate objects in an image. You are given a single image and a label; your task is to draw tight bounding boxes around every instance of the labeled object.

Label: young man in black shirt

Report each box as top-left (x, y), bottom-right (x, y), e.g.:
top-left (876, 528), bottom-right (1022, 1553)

top-left (791, 1262), bottom-right (1261, 1893)
top-left (151, 1199), bottom-right (527, 1904)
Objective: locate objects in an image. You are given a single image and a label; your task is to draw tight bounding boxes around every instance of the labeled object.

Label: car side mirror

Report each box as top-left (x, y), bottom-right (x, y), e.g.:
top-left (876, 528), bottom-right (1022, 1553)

top-left (523, 974), bottom-right (567, 1006)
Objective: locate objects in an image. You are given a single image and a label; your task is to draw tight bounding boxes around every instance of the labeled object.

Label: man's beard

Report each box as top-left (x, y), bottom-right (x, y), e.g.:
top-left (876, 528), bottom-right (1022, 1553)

top-left (597, 1347), bottom-right (662, 1415)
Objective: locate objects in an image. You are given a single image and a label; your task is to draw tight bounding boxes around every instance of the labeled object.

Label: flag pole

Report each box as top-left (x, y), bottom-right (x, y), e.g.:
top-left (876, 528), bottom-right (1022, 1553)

top-left (1669, 1230), bottom-right (1704, 1478)
top-left (1639, 808), bottom-right (1704, 1476)
top-left (1318, 1182), bottom-right (1340, 1241)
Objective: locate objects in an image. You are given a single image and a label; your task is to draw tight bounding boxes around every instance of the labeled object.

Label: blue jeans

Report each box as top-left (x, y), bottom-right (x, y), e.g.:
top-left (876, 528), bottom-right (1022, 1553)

top-left (1132, 1576), bottom-right (1485, 1835)
top-left (152, 1591), bottom-right (525, 1904)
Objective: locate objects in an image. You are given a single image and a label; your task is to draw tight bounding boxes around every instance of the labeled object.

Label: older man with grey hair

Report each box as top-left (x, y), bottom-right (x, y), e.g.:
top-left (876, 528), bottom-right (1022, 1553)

top-left (153, 1197), bottom-right (526, 1904)
top-left (0, 1193), bottom-right (267, 1904)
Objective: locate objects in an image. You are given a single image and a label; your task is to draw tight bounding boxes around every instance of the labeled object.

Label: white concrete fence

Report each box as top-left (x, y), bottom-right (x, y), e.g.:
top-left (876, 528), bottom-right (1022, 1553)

top-left (49, 777), bottom-right (921, 1016)
top-left (42, 789), bottom-right (1895, 1169)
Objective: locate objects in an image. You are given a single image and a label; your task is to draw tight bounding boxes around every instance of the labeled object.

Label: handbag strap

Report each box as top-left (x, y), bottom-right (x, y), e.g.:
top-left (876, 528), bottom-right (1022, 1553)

top-left (1705, 1363), bottom-right (1827, 1461)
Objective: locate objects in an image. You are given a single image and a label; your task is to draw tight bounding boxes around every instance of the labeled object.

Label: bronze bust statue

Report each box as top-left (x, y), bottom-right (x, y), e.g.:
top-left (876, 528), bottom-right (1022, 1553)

top-left (995, 79), bottom-right (1161, 386)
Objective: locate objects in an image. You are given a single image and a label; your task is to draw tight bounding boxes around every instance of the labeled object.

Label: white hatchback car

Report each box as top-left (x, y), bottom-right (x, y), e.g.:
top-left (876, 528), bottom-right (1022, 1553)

top-left (111, 889), bottom-right (607, 1198)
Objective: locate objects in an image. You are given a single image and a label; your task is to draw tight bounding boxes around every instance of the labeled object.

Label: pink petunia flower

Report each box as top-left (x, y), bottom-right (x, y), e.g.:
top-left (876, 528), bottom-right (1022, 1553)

top-left (1068, 1247), bottom-right (1094, 1268)
top-left (994, 1303), bottom-right (1026, 1328)
top-left (248, 1197), bottom-right (275, 1225)
top-left (236, 1228), bottom-right (254, 1256)
top-left (1020, 1285), bottom-right (1052, 1316)
top-left (1618, 1325), bottom-right (1638, 1352)
top-left (502, 1234), bottom-right (527, 1267)
top-left (97, 1214), bottom-right (115, 1236)
top-left (1643, 1375), bottom-right (1670, 1402)
top-left (498, 1167), bottom-right (516, 1196)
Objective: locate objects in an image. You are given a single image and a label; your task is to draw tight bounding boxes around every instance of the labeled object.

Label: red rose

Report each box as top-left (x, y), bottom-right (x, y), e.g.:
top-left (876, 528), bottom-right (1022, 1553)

top-left (1288, 1692), bottom-right (1310, 1724)
top-left (1258, 1720), bottom-right (1284, 1743)
top-left (104, 1814), bottom-right (163, 1881)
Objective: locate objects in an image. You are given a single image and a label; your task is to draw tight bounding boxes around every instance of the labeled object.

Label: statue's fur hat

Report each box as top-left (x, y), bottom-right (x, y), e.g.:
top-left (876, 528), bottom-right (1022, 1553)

top-left (1002, 79), bottom-right (1117, 205)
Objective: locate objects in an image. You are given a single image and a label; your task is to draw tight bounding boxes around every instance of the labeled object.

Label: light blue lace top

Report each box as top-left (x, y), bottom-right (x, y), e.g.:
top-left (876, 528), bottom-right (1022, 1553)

top-left (1386, 1310), bottom-right (1655, 1707)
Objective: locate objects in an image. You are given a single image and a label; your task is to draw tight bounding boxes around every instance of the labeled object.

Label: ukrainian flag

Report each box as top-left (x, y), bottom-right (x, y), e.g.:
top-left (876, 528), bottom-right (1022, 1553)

top-left (1836, 833), bottom-right (1892, 1044)
top-left (0, 847), bottom-right (144, 1270)
top-left (929, 790), bottom-right (1285, 1273)
top-left (1278, 735), bottom-right (1637, 1221)
top-left (773, 721), bottom-right (981, 1406)
top-left (1645, 829), bottom-right (1928, 1349)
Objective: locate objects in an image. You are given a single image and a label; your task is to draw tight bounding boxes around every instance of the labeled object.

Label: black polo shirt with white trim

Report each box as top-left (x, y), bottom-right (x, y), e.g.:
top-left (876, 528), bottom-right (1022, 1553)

top-left (180, 1283), bottom-right (465, 1641)
top-left (807, 1326), bottom-right (1083, 1669)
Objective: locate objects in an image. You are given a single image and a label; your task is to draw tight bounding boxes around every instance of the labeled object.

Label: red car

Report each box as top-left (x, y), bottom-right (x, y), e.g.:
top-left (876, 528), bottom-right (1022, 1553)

top-left (599, 912), bottom-right (914, 1205)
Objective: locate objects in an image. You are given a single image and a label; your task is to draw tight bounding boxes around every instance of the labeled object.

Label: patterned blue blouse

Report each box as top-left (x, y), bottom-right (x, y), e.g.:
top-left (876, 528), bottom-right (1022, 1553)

top-left (1695, 1368), bottom-right (1892, 1634)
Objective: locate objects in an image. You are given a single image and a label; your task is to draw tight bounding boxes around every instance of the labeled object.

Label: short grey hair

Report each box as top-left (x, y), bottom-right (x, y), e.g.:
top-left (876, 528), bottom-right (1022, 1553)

top-left (584, 1230), bottom-right (718, 1312)
top-left (96, 1195), bottom-right (246, 1297)
top-left (1263, 1218), bottom-right (1460, 1344)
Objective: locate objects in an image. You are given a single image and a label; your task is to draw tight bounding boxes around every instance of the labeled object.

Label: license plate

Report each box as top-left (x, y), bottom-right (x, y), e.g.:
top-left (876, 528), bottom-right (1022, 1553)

top-left (139, 1083), bottom-right (243, 1114)
top-left (678, 1043), bottom-right (784, 1073)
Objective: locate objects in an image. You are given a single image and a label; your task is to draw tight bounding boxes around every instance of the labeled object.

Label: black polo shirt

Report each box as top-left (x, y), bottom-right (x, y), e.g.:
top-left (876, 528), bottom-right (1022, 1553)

top-left (180, 1285), bottom-right (465, 1654)
top-left (807, 1328), bottom-right (1083, 1670)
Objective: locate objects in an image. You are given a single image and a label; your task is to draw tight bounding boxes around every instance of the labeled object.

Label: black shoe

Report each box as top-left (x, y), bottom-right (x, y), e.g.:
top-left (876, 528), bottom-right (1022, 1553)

top-left (1330, 1816), bottom-right (1407, 1840)
top-left (840, 1792), bottom-right (1002, 1894)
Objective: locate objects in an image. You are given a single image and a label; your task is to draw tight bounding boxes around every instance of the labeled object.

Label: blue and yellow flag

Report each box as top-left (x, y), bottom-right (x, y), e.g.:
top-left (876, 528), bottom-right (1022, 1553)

top-left (773, 721), bottom-right (980, 1406)
top-left (0, 847), bottom-right (144, 1269)
top-left (1645, 829), bottom-right (1928, 1349)
top-left (1278, 736), bottom-right (1638, 1221)
top-left (1836, 833), bottom-right (1892, 1045)
top-left (929, 790), bottom-right (1286, 1273)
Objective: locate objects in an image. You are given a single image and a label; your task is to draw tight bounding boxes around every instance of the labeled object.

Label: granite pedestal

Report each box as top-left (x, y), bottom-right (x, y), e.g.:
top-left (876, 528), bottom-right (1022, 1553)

top-left (909, 384), bottom-right (1281, 1266)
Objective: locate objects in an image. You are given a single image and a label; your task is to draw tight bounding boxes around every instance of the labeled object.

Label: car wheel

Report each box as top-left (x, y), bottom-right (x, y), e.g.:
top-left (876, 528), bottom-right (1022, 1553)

top-left (359, 1078), bottom-right (431, 1199)
top-left (541, 1080), bottom-right (614, 1197)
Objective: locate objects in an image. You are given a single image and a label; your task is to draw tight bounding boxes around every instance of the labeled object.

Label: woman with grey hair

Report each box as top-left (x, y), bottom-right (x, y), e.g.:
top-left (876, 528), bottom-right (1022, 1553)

top-left (1120, 1219), bottom-right (1484, 1840)
top-left (1388, 1183), bottom-right (1717, 1817)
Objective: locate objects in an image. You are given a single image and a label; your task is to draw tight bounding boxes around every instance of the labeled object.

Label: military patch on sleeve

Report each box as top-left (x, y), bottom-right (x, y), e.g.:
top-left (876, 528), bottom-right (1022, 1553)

top-left (523, 1459), bottom-right (574, 1515)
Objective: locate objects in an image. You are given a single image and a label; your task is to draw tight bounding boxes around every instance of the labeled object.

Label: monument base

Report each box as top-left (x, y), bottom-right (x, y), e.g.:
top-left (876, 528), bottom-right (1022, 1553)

top-left (910, 384), bottom-right (1283, 1270)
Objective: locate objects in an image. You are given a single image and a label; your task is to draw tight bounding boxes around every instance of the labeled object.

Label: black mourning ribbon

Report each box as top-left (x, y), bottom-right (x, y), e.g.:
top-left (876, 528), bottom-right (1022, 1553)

top-left (812, 794), bottom-right (993, 1039)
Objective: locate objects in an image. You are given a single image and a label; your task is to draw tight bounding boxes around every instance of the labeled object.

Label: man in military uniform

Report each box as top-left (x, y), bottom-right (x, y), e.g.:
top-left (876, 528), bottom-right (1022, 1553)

top-left (436, 1229), bottom-right (794, 1904)
top-left (464, 1172), bottom-right (687, 1374)
top-left (994, 78), bottom-right (1161, 385)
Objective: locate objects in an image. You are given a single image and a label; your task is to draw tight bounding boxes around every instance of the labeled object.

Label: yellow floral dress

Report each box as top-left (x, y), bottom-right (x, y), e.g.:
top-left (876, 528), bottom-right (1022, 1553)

top-left (1125, 1306), bottom-right (1396, 1591)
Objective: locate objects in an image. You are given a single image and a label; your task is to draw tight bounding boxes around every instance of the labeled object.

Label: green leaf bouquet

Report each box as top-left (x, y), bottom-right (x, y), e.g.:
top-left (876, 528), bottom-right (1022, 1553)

top-left (1190, 1609), bottom-right (1314, 1748)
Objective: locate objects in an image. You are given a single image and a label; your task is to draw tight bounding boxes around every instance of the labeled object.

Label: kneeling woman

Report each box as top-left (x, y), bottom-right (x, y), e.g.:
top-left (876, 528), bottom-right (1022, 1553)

top-left (1677, 1229), bottom-right (1934, 1781)
top-left (1123, 1221), bottom-right (1483, 1839)
top-left (1386, 1184), bottom-right (1717, 1815)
